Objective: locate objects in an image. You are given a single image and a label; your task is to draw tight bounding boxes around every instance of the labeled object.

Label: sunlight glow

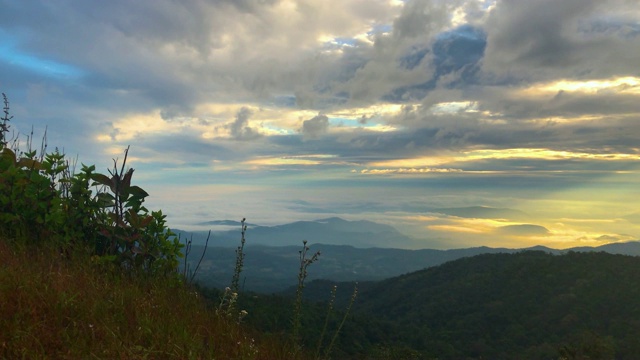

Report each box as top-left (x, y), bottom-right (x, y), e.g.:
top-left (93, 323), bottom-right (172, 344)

top-left (519, 76), bottom-right (640, 96)
top-left (96, 112), bottom-right (174, 142)
top-left (360, 147), bottom-right (640, 177)
top-left (243, 154), bottom-right (338, 167)
top-left (462, 148), bottom-right (640, 161)
top-left (368, 147), bottom-right (640, 169)
top-left (330, 103), bottom-right (405, 119)
top-left (428, 224), bottom-right (485, 234)
top-left (450, 6), bottom-right (467, 27)
top-left (429, 101), bottom-right (478, 114)
top-left (361, 167), bottom-right (463, 174)
top-left (369, 155), bottom-right (454, 168)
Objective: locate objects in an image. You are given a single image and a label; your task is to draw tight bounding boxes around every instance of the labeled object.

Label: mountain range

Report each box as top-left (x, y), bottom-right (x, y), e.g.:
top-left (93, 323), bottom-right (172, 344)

top-left (181, 216), bottom-right (640, 358)
top-left (178, 217), bottom-right (640, 293)
top-left (177, 216), bottom-right (416, 248)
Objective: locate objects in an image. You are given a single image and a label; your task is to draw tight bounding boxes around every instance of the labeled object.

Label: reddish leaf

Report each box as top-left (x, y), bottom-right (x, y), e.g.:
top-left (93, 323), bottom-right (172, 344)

top-left (17, 158), bottom-right (42, 170)
top-left (121, 168), bottom-right (134, 193)
top-left (140, 215), bottom-right (154, 228)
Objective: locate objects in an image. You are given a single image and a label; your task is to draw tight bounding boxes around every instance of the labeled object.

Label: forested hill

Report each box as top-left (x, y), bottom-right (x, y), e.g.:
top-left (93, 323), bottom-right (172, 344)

top-left (342, 251), bottom-right (640, 359)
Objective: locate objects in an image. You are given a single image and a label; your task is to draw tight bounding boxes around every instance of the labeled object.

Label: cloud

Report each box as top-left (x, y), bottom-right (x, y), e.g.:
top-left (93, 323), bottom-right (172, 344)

top-left (360, 167), bottom-right (463, 175)
top-left (301, 114), bottom-right (329, 140)
top-left (429, 206), bottom-right (529, 220)
top-left (482, 0), bottom-right (640, 80)
top-left (496, 224), bottom-right (550, 236)
top-left (226, 107), bottom-right (261, 141)
top-left (624, 213), bottom-right (640, 224)
top-left (595, 235), bottom-right (623, 242)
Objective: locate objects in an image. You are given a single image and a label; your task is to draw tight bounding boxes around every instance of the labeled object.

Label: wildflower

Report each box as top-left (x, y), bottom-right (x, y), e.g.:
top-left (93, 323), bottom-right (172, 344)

top-left (238, 309), bottom-right (249, 323)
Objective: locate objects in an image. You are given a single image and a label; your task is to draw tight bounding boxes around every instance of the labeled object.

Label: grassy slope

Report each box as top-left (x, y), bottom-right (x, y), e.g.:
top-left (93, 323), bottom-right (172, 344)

top-left (0, 239), bottom-right (306, 360)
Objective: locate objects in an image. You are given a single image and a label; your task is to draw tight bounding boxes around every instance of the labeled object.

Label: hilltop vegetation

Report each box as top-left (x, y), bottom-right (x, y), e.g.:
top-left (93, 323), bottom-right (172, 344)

top-left (355, 250), bottom-right (640, 358)
top-left (266, 251), bottom-right (640, 359)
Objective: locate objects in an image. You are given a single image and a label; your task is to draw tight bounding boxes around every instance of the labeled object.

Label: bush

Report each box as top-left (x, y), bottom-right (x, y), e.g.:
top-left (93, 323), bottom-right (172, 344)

top-left (0, 93), bottom-right (182, 278)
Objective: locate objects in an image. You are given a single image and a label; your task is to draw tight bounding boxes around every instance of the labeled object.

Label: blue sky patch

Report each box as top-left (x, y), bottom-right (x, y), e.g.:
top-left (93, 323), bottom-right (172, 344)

top-left (0, 43), bottom-right (84, 79)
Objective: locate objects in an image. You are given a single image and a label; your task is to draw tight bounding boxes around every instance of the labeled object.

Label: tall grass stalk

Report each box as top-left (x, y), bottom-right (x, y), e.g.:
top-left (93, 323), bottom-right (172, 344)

top-left (231, 218), bottom-right (247, 293)
top-left (218, 219), bottom-right (249, 321)
top-left (182, 230), bottom-right (211, 284)
top-left (292, 240), bottom-right (321, 346)
top-left (315, 285), bottom-right (337, 359)
top-left (324, 282), bottom-right (358, 359)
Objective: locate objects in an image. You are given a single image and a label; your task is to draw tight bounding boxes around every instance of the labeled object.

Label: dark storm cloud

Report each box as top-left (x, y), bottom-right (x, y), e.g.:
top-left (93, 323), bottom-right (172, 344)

top-left (482, 0), bottom-right (640, 80)
top-left (418, 114), bottom-right (640, 155)
top-left (484, 91), bottom-right (640, 120)
top-left (301, 114), bottom-right (330, 140)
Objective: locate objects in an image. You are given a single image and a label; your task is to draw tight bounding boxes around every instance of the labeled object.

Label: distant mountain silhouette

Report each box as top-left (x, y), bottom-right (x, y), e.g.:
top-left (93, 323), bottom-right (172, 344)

top-left (182, 218), bottom-right (640, 292)
top-left (177, 217), bottom-right (416, 248)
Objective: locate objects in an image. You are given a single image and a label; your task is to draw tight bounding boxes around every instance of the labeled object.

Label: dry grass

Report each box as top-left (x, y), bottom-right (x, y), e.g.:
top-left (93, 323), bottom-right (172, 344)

top-left (0, 239), bottom-right (306, 360)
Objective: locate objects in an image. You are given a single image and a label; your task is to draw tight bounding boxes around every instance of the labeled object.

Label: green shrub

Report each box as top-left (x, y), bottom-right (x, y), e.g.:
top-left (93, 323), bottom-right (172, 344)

top-left (0, 93), bottom-right (182, 278)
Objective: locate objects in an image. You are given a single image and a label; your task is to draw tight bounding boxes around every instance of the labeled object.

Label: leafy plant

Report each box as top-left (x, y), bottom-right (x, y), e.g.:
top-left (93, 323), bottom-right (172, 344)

top-left (0, 94), bottom-right (182, 277)
top-left (89, 146), bottom-right (183, 276)
top-left (1, 93), bottom-right (13, 147)
top-left (0, 145), bottom-right (61, 242)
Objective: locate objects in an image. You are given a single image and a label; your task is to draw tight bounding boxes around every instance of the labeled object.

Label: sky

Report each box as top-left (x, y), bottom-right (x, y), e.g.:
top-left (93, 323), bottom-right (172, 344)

top-left (1, 0), bottom-right (640, 249)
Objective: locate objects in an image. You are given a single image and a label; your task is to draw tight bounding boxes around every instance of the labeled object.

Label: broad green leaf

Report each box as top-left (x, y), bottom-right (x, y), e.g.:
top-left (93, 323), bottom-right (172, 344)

top-left (90, 173), bottom-right (113, 187)
top-left (128, 185), bottom-right (149, 198)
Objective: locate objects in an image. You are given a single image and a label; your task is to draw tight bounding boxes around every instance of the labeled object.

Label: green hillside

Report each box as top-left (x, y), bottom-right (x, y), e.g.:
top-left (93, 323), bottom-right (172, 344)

top-left (351, 251), bottom-right (640, 359)
top-left (206, 250), bottom-right (640, 359)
